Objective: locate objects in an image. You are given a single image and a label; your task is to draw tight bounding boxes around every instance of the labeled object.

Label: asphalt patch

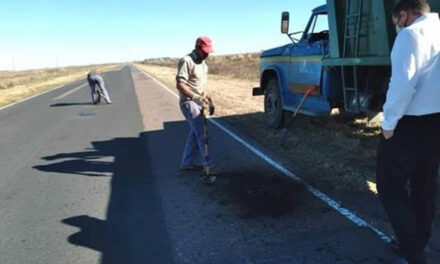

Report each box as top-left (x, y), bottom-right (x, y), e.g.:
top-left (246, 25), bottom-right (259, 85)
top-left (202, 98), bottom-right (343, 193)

top-left (210, 169), bottom-right (308, 219)
top-left (78, 111), bottom-right (96, 118)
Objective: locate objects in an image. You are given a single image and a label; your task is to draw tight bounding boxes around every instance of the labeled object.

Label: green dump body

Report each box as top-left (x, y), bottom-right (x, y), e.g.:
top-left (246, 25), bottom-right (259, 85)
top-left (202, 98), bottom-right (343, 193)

top-left (321, 0), bottom-right (440, 113)
top-left (324, 0), bottom-right (440, 66)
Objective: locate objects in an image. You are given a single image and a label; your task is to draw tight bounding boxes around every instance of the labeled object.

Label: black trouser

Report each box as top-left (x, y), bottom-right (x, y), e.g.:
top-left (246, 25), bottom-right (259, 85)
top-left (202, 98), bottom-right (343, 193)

top-left (377, 113), bottom-right (440, 264)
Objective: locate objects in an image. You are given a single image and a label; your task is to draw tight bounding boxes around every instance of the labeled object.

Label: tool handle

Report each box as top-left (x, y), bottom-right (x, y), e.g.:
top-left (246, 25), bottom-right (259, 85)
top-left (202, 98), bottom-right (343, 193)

top-left (292, 86), bottom-right (316, 117)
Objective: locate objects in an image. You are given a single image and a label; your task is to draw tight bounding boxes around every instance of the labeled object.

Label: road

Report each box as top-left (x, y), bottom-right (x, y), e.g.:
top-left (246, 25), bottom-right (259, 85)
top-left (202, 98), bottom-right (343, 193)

top-left (0, 65), bottom-right (424, 263)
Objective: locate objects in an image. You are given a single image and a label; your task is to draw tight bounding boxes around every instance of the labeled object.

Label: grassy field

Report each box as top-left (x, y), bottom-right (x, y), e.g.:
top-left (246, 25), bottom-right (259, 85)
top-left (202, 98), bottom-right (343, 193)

top-left (144, 53), bottom-right (260, 81)
top-left (135, 54), bottom-right (384, 194)
top-left (0, 64), bottom-right (120, 108)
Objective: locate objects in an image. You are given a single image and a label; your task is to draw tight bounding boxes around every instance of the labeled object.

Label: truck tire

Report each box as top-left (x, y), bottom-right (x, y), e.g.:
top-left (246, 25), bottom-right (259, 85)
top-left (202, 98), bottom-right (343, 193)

top-left (264, 78), bottom-right (284, 128)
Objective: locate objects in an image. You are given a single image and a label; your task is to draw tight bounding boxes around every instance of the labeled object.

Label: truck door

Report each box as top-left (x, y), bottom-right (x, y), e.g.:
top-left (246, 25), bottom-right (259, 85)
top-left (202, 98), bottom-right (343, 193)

top-left (283, 12), bottom-right (329, 114)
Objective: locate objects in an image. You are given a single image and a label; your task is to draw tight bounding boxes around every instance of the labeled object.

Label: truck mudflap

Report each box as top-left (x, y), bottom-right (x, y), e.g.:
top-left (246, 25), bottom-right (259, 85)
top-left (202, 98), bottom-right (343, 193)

top-left (252, 87), bottom-right (264, 96)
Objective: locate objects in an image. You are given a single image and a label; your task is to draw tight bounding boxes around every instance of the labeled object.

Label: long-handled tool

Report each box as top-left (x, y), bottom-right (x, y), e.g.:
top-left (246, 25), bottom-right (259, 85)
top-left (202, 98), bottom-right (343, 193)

top-left (280, 86), bottom-right (316, 147)
top-left (200, 98), bottom-right (216, 185)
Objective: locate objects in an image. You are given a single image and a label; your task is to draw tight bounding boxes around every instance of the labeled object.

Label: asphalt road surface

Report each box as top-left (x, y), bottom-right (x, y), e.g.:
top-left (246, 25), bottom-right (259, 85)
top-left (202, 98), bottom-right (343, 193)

top-left (0, 65), bottom-right (434, 263)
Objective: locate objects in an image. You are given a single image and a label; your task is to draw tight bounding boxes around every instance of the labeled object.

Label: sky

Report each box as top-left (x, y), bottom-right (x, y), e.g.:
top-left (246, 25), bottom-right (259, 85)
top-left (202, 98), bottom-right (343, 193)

top-left (0, 0), bottom-right (326, 71)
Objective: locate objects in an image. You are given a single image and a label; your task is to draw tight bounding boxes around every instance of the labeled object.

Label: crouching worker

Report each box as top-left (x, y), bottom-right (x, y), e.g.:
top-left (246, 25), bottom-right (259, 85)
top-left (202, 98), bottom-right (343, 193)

top-left (176, 36), bottom-right (220, 183)
top-left (87, 71), bottom-right (112, 104)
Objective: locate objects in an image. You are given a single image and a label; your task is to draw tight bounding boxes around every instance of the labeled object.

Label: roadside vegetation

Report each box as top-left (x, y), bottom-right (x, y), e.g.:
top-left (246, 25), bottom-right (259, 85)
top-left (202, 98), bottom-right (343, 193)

top-left (0, 64), bottom-right (120, 107)
top-left (143, 53), bottom-right (260, 80)
top-left (135, 54), bottom-right (383, 194)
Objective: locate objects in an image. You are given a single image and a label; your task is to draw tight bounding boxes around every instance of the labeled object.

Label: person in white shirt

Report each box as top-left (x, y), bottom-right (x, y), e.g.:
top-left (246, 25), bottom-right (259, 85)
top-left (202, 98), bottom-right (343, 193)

top-left (376, 1), bottom-right (440, 264)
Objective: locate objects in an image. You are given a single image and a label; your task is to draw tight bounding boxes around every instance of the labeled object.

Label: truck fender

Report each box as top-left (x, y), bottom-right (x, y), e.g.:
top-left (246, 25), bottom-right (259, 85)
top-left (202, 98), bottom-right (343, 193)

top-left (260, 67), bottom-right (286, 107)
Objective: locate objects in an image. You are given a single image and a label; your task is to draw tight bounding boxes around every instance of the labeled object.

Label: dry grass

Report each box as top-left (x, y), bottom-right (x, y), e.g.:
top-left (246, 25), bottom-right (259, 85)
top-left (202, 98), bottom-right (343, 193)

top-left (0, 64), bottom-right (120, 107)
top-left (135, 63), bottom-right (262, 115)
top-left (207, 53), bottom-right (260, 80)
top-left (143, 53), bottom-right (260, 81)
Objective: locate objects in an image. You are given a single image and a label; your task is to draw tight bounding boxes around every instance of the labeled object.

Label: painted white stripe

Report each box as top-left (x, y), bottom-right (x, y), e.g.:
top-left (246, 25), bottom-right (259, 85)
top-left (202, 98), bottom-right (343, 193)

top-left (53, 83), bottom-right (87, 100)
top-left (133, 64), bottom-right (393, 244)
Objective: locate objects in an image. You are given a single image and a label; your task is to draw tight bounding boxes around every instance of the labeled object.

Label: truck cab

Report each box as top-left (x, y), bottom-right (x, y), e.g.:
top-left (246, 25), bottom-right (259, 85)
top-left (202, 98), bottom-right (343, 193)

top-left (256, 5), bottom-right (341, 128)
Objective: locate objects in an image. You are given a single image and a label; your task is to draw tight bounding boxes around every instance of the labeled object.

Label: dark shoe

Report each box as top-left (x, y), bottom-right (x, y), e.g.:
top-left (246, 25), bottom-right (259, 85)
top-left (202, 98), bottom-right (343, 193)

top-left (200, 174), bottom-right (216, 185)
top-left (180, 165), bottom-right (203, 171)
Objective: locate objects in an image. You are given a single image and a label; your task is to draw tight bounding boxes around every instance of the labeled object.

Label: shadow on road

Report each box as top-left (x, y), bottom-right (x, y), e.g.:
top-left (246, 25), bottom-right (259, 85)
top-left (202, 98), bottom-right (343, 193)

top-left (32, 117), bottom-right (321, 263)
top-left (33, 134), bottom-right (173, 264)
top-left (50, 102), bottom-right (94, 107)
top-left (62, 215), bottom-right (107, 252)
top-left (31, 115), bottom-right (440, 263)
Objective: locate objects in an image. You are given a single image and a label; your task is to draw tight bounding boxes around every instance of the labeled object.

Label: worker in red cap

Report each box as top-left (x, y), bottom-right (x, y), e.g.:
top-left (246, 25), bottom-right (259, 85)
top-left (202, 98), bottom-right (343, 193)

top-left (175, 36), bottom-right (219, 183)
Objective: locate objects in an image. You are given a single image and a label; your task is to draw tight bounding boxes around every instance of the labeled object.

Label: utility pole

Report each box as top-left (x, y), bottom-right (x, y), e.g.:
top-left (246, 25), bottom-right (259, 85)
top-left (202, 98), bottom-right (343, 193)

top-left (12, 59), bottom-right (16, 72)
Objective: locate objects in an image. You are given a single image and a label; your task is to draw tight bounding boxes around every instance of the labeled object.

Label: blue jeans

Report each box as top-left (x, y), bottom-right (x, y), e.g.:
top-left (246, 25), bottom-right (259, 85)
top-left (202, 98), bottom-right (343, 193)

top-left (179, 100), bottom-right (214, 168)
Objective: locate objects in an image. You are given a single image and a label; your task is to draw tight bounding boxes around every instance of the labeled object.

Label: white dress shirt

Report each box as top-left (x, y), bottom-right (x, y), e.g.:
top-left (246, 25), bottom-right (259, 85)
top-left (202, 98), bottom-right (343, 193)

top-left (382, 13), bottom-right (440, 130)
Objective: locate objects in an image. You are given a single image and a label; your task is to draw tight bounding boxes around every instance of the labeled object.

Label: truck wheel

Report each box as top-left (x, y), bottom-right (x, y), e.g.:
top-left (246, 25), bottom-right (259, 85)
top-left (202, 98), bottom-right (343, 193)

top-left (264, 78), bottom-right (284, 128)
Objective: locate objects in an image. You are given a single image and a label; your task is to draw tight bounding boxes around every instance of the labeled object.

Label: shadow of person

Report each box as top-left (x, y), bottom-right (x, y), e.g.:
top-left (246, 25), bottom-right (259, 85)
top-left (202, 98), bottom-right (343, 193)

top-left (50, 102), bottom-right (95, 107)
top-left (62, 215), bottom-right (107, 252)
top-left (34, 159), bottom-right (113, 176)
top-left (34, 134), bottom-right (173, 264)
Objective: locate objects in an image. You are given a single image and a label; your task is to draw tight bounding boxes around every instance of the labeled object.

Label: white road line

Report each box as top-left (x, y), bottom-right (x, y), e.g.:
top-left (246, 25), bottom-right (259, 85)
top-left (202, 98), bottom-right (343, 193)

top-left (53, 83), bottom-right (87, 100)
top-left (134, 64), bottom-right (393, 244)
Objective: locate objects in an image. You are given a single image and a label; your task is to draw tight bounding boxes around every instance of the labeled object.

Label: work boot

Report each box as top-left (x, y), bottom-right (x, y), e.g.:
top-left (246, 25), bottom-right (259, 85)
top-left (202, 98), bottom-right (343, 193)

top-left (199, 166), bottom-right (219, 185)
top-left (200, 174), bottom-right (216, 185)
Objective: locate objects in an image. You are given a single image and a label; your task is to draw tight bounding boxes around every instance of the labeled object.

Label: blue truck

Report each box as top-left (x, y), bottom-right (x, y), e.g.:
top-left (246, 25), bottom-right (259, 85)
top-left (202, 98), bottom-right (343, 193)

top-left (253, 0), bottom-right (440, 128)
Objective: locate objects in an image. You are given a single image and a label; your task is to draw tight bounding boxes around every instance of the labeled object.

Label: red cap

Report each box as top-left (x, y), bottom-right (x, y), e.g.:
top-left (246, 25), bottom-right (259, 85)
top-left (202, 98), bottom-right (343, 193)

top-left (196, 36), bottom-right (214, 54)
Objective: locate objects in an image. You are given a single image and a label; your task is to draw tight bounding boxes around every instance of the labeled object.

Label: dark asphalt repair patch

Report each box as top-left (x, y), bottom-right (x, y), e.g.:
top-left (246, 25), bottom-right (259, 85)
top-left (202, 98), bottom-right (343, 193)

top-left (78, 111), bottom-right (96, 118)
top-left (204, 169), bottom-right (310, 219)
